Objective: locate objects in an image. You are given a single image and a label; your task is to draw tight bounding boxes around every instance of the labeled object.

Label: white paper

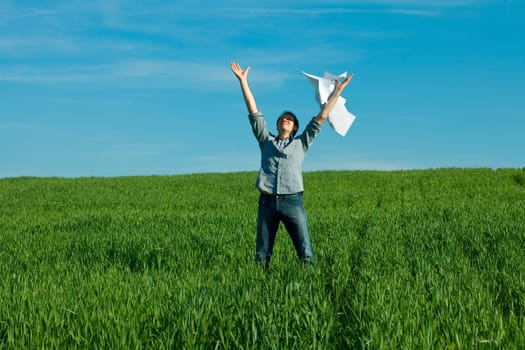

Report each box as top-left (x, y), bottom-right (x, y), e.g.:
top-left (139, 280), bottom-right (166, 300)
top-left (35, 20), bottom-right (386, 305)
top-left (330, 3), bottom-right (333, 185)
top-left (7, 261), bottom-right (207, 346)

top-left (303, 71), bottom-right (356, 136)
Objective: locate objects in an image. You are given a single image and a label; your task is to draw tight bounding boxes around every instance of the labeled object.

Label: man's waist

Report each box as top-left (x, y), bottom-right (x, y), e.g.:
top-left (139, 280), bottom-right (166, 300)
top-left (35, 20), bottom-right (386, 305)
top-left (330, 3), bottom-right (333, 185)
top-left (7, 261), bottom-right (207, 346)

top-left (259, 190), bottom-right (303, 198)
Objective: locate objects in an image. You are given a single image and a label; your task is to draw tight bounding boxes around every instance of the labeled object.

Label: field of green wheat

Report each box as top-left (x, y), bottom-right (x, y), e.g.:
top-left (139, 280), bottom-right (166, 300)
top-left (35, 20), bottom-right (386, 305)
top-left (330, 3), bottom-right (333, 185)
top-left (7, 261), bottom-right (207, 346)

top-left (1, 168), bottom-right (524, 349)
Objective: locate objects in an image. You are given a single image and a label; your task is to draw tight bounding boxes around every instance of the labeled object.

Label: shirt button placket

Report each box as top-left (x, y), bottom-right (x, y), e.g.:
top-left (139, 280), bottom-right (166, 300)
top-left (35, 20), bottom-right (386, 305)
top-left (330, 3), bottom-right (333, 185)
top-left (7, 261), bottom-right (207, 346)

top-left (275, 159), bottom-right (280, 194)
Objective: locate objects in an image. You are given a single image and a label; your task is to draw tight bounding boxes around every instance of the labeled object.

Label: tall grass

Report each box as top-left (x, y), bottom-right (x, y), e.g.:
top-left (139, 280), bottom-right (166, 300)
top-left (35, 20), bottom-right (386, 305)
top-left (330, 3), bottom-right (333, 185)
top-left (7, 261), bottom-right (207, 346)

top-left (1, 168), bottom-right (524, 348)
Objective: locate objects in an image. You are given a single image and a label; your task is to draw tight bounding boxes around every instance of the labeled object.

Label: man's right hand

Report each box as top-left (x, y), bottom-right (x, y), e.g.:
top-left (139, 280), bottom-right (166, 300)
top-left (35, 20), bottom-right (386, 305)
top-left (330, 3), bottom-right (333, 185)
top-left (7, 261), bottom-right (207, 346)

top-left (230, 62), bottom-right (250, 82)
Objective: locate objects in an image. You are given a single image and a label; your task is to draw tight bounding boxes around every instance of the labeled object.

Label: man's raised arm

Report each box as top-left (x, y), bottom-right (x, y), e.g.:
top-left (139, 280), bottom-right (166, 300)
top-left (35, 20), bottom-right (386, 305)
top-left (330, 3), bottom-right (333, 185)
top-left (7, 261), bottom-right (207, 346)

top-left (315, 74), bottom-right (353, 125)
top-left (230, 62), bottom-right (258, 115)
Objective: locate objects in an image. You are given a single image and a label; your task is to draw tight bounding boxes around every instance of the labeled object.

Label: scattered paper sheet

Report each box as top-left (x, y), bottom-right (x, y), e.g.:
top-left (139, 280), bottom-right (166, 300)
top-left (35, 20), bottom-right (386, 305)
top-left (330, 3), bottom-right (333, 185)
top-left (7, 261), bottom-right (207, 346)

top-left (303, 71), bottom-right (356, 136)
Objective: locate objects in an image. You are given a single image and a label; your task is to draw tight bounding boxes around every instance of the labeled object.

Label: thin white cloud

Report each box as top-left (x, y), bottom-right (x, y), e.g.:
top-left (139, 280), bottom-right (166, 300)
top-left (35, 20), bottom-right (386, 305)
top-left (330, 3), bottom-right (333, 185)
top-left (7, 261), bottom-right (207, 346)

top-left (0, 59), bottom-right (295, 87)
top-left (222, 7), bottom-right (439, 17)
top-left (188, 154), bottom-right (259, 173)
top-left (0, 122), bottom-right (31, 130)
top-left (19, 8), bottom-right (58, 17)
top-left (0, 64), bottom-right (102, 83)
top-left (0, 36), bottom-right (80, 55)
top-left (41, 97), bottom-right (132, 106)
top-left (0, 1), bottom-right (500, 87)
top-left (326, 0), bottom-right (493, 6)
top-left (99, 148), bottom-right (160, 159)
top-left (214, 0), bottom-right (502, 20)
top-left (1, 5), bottom-right (60, 23)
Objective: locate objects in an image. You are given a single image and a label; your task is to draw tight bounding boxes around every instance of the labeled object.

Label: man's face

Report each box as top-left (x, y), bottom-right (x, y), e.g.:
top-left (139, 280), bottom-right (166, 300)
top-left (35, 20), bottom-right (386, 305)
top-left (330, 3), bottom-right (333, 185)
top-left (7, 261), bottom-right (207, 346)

top-left (277, 115), bottom-right (298, 134)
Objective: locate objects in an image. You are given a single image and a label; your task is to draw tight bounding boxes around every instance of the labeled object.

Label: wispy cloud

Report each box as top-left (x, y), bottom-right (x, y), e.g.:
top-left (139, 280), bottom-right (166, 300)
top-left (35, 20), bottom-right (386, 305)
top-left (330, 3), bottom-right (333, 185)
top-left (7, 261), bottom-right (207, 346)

top-left (0, 58), bottom-right (301, 87)
top-left (0, 122), bottom-right (32, 130)
top-left (0, 36), bottom-right (80, 56)
top-left (99, 148), bottom-right (161, 159)
top-left (40, 97), bottom-right (132, 106)
top-left (222, 7), bottom-right (439, 17)
top-left (215, 0), bottom-right (499, 19)
top-left (350, 0), bottom-right (492, 6)
top-left (19, 8), bottom-right (58, 17)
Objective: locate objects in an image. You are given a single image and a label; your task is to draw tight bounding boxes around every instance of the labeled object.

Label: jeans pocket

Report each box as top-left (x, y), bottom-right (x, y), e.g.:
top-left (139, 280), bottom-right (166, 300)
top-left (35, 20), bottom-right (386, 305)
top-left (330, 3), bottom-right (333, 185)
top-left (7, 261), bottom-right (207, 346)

top-left (286, 194), bottom-right (303, 204)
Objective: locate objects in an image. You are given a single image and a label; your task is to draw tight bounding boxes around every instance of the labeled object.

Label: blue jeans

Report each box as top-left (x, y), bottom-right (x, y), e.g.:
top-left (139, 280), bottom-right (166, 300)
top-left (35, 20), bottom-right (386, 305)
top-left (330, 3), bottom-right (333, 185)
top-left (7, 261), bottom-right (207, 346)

top-left (255, 192), bottom-right (315, 266)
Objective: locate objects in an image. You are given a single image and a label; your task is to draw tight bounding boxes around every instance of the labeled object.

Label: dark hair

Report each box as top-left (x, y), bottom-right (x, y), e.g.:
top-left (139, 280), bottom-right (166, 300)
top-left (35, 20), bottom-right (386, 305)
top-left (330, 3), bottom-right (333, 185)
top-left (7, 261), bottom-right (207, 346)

top-left (276, 111), bottom-right (300, 137)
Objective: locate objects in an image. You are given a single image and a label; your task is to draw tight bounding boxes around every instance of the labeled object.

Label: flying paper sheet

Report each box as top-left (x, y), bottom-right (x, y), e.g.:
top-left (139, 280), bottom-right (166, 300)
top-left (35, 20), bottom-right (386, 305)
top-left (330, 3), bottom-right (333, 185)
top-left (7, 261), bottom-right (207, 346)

top-left (303, 71), bottom-right (356, 136)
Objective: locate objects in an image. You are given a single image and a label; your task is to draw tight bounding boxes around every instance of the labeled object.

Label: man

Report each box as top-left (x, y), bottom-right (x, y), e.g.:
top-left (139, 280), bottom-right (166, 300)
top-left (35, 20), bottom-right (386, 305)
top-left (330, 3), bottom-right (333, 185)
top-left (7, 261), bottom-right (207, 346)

top-left (230, 61), bottom-right (352, 267)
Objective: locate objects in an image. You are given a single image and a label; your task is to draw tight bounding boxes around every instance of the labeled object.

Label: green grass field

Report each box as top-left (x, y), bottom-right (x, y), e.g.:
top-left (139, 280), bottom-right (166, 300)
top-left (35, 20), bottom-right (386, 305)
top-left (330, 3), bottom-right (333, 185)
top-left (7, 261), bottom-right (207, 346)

top-left (1, 168), bottom-right (524, 349)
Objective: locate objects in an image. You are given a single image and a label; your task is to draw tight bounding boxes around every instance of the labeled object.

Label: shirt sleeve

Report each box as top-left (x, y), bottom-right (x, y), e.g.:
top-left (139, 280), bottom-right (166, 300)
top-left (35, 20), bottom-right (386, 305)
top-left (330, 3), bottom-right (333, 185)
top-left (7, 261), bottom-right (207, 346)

top-left (248, 111), bottom-right (270, 144)
top-left (298, 117), bottom-right (323, 151)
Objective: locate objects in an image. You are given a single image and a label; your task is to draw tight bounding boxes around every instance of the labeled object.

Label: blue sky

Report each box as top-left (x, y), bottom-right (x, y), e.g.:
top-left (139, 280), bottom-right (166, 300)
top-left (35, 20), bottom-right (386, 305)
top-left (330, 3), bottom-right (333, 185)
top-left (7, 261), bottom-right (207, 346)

top-left (1, 0), bottom-right (524, 178)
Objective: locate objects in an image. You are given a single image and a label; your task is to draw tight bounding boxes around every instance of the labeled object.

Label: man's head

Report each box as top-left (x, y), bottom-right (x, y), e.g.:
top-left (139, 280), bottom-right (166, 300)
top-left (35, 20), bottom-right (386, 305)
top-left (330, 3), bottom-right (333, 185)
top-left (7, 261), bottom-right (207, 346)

top-left (276, 111), bottom-right (299, 137)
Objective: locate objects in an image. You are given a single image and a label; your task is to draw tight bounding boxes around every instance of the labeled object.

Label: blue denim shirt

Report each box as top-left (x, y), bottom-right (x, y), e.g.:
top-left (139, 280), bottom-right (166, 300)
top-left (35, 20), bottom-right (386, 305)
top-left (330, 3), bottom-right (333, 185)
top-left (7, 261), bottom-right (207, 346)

top-left (249, 111), bottom-right (323, 194)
